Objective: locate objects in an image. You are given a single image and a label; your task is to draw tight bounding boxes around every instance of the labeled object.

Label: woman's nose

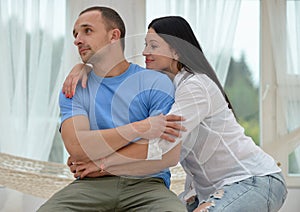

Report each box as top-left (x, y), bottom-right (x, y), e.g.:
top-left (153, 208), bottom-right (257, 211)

top-left (142, 46), bottom-right (150, 56)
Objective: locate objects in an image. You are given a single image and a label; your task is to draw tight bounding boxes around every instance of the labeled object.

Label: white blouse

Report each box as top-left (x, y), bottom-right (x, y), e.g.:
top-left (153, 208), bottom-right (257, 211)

top-left (147, 69), bottom-right (281, 201)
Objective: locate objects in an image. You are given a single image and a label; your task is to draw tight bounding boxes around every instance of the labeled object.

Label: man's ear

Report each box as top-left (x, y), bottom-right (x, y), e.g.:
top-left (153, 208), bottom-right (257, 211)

top-left (110, 29), bottom-right (121, 43)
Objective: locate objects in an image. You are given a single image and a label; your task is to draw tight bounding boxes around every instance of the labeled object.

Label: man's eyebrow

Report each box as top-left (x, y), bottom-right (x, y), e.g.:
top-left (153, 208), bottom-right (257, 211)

top-left (73, 24), bottom-right (93, 36)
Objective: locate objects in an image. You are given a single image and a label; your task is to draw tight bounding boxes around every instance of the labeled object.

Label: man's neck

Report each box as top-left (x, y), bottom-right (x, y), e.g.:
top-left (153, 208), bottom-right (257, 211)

top-left (93, 59), bottom-right (130, 78)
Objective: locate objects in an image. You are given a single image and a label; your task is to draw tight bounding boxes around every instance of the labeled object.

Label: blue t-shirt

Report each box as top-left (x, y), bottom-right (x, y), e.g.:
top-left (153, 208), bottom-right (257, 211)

top-left (59, 63), bottom-right (175, 187)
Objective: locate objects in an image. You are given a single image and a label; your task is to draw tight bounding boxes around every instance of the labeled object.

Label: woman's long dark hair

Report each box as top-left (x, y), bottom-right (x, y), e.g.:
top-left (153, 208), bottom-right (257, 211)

top-left (148, 16), bottom-right (234, 111)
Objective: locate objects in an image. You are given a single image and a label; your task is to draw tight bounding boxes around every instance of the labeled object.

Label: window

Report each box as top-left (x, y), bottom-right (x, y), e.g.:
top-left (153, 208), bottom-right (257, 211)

top-left (225, 0), bottom-right (260, 145)
top-left (261, 0), bottom-right (300, 186)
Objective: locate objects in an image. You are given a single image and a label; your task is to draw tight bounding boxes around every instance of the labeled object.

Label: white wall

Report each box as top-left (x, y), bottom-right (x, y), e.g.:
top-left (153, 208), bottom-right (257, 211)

top-left (279, 188), bottom-right (300, 212)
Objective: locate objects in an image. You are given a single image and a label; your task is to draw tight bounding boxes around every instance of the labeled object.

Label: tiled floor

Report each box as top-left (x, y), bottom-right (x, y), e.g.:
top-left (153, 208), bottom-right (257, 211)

top-left (0, 187), bottom-right (46, 212)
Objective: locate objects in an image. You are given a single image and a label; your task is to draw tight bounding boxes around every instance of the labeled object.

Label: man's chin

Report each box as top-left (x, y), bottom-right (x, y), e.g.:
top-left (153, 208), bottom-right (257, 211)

top-left (81, 56), bottom-right (90, 64)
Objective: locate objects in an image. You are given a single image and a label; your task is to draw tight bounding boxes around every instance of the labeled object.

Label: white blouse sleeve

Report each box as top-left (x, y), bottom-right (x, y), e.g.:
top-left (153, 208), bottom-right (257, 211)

top-left (147, 75), bottom-right (211, 160)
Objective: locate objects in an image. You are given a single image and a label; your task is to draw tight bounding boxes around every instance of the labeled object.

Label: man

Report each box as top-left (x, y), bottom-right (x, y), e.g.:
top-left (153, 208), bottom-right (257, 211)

top-left (38, 6), bottom-right (186, 211)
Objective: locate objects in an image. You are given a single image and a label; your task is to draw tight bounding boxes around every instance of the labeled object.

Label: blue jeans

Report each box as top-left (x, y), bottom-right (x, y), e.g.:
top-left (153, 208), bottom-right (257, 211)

top-left (187, 172), bottom-right (287, 212)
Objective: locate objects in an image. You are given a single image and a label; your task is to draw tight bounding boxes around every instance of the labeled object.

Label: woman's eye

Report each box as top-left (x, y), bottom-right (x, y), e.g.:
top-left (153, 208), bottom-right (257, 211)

top-left (144, 42), bottom-right (158, 49)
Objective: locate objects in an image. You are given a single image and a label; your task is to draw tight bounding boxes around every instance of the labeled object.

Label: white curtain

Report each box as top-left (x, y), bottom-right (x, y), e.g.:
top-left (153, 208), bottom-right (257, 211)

top-left (0, 0), bottom-right (66, 161)
top-left (286, 1), bottom-right (300, 174)
top-left (0, 0), bottom-right (67, 211)
top-left (146, 0), bottom-right (241, 85)
top-left (264, 0), bottom-right (300, 178)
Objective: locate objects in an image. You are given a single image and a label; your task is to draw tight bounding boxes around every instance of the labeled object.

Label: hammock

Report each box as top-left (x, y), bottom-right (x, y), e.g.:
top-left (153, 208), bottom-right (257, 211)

top-left (0, 152), bottom-right (73, 199)
top-left (0, 152), bottom-right (185, 199)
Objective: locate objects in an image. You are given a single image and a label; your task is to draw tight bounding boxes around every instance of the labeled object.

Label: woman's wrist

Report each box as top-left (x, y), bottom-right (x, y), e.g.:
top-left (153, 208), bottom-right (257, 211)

top-left (131, 119), bottom-right (148, 138)
top-left (99, 157), bottom-right (106, 170)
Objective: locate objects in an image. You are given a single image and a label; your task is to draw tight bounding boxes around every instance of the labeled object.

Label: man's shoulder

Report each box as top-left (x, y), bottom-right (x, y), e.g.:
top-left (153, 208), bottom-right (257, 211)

top-left (129, 63), bottom-right (168, 77)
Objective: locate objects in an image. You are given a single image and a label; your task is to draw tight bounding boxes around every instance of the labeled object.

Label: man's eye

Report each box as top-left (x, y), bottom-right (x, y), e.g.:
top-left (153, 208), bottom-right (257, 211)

top-left (85, 28), bottom-right (92, 33)
top-left (151, 45), bottom-right (158, 49)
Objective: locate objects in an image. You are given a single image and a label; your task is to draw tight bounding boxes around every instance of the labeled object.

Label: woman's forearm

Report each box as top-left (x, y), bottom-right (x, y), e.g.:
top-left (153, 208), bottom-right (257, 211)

top-left (71, 139), bottom-right (182, 179)
top-left (104, 143), bottom-right (181, 176)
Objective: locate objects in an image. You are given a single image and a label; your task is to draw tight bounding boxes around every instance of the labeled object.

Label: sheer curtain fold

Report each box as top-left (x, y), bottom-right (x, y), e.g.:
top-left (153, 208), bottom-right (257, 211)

top-left (0, 0), bottom-right (66, 161)
top-left (0, 0), bottom-right (66, 211)
top-left (265, 0), bottom-right (300, 135)
top-left (146, 0), bottom-right (241, 85)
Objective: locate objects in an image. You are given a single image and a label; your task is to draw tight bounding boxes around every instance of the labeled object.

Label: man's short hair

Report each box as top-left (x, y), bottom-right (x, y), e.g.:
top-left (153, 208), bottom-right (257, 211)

top-left (80, 6), bottom-right (126, 50)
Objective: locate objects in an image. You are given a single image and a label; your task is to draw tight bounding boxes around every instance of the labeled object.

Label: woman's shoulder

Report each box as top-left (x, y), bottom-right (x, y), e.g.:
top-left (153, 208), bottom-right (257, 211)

top-left (178, 71), bottom-right (216, 89)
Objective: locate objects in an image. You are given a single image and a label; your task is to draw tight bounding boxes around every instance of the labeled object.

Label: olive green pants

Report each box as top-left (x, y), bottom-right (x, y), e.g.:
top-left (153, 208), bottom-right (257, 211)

top-left (37, 176), bottom-right (186, 212)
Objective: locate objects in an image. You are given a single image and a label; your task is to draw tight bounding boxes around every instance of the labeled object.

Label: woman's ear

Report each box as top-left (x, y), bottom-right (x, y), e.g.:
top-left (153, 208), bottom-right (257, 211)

top-left (172, 49), bottom-right (179, 60)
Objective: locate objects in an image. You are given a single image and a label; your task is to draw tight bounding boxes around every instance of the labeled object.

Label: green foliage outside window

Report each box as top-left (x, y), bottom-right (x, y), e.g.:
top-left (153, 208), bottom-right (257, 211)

top-left (224, 54), bottom-right (260, 145)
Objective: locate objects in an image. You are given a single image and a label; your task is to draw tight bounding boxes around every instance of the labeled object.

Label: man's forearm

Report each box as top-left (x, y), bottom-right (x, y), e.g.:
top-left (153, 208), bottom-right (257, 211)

top-left (103, 139), bottom-right (149, 167)
top-left (61, 116), bottom-right (141, 161)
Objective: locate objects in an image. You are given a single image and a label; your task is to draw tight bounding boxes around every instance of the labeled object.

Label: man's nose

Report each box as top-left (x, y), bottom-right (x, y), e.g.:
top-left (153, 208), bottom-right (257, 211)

top-left (74, 35), bottom-right (83, 46)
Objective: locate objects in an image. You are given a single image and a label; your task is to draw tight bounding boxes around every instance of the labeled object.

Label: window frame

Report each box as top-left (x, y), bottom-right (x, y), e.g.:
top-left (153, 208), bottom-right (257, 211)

top-left (260, 0), bottom-right (300, 187)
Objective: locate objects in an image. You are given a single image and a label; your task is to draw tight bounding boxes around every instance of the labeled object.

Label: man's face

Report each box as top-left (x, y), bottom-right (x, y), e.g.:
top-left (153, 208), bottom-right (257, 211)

top-left (73, 10), bottom-right (111, 63)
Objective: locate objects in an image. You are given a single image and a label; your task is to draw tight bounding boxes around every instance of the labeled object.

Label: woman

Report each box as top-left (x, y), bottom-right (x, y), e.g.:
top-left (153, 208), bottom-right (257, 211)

top-left (63, 16), bottom-right (287, 212)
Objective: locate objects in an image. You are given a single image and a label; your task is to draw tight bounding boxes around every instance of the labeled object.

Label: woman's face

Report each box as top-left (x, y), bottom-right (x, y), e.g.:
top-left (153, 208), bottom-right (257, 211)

top-left (142, 28), bottom-right (179, 75)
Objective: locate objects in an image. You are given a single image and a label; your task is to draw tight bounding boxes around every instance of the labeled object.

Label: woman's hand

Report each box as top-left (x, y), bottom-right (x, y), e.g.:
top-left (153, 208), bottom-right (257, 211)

top-left (67, 157), bottom-right (109, 179)
top-left (67, 156), bottom-right (81, 175)
top-left (193, 202), bottom-right (213, 212)
top-left (74, 159), bottom-right (108, 179)
top-left (62, 63), bottom-right (92, 98)
top-left (133, 114), bottom-right (186, 142)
